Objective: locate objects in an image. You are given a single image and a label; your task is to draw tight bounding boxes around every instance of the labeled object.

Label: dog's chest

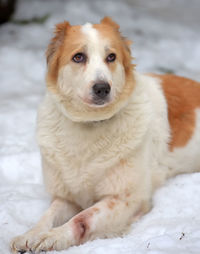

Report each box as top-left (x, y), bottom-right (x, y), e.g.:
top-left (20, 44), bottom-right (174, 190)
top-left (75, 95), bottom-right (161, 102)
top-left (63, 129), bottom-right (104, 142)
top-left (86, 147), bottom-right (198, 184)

top-left (64, 170), bottom-right (96, 208)
top-left (37, 97), bottom-right (149, 208)
top-left (44, 121), bottom-right (117, 208)
top-left (60, 152), bottom-right (103, 208)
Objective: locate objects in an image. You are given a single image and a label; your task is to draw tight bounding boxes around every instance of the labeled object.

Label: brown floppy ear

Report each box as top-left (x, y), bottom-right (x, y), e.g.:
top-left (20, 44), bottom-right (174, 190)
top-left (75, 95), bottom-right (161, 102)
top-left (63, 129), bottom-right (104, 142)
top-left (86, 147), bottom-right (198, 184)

top-left (122, 38), bottom-right (133, 54)
top-left (101, 17), bottom-right (132, 51)
top-left (100, 16), bottom-right (120, 30)
top-left (101, 17), bottom-right (134, 73)
top-left (46, 21), bottom-right (71, 64)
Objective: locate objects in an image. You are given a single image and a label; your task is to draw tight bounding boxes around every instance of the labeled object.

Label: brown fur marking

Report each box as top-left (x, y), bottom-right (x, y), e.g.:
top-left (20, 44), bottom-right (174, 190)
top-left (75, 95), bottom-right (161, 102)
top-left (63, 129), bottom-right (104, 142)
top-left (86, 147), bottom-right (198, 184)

top-left (107, 200), bottom-right (116, 210)
top-left (120, 158), bottom-right (127, 166)
top-left (156, 74), bottom-right (200, 150)
top-left (46, 23), bottom-right (83, 88)
top-left (113, 194), bottom-right (119, 199)
top-left (92, 207), bottom-right (100, 213)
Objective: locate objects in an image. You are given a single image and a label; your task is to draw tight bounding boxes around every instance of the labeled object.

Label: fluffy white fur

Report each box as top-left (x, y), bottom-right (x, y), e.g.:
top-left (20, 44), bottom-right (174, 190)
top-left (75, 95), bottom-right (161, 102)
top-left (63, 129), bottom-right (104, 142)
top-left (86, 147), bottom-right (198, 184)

top-left (10, 72), bottom-right (173, 253)
top-left (10, 19), bottom-right (200, 253)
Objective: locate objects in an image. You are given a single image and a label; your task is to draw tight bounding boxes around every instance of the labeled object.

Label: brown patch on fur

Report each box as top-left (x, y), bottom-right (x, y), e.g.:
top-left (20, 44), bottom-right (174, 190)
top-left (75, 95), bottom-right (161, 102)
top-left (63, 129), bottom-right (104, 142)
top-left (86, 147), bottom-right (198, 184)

top-left (107, 200), bottom-right (116, 210)
top-left (126, 201), bottom-right (129, 207)
top-left (46, 23), bottom-right (84, 91)
top-left (101, 16), bottom-right (120, 30)
top-left (46, 21), bottom-right (71, 64)
top-left (93, 207), bottom-right (100, 212)
top-left (156, 74), bottom-right (200, 150)
top-left (100, 16), bottom-right (132, 54)
top-left (120, 158), bottom-right (127, 166)
top-left (106, 195), bottom-right (121, 210)
top-left (46, 21), bottom-right (71, 85)
top-left (113, 194), bottom-right (119, 199)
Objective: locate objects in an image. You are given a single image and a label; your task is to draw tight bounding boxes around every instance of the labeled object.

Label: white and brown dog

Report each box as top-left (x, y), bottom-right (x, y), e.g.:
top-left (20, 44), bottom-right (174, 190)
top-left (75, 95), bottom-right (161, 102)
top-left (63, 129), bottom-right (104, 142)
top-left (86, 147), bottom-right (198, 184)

top-left (11, 17), bottom-right (200, 253)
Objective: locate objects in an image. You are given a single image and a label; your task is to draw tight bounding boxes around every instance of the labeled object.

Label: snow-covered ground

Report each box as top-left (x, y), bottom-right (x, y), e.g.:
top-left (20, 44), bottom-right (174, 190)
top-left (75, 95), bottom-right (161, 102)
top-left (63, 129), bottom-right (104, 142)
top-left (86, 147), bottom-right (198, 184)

top-left (0, 0), bottom-right (200, 253)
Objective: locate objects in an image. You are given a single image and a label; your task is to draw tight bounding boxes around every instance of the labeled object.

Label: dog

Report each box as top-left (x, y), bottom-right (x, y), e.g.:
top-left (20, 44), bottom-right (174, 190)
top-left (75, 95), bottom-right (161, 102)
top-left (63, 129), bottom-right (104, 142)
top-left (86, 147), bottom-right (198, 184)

top-left (11, 17), bottom-right (200, 253)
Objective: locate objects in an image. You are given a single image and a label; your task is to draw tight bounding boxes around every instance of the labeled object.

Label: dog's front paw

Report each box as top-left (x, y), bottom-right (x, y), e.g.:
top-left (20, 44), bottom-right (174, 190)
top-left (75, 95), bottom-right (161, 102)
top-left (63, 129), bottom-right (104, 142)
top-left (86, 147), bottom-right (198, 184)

top-left (10, 229), bottom-right (47, 254)
top-left (10, 232), bottom-right (35, 253)
top-left (32, 228), bottom-right (72, 253)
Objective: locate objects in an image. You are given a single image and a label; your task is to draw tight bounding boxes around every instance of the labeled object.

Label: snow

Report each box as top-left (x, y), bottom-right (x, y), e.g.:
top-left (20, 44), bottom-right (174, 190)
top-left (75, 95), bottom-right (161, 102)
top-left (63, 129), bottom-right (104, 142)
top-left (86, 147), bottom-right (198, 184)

top-left (0, 0), bottom-right (200, 253)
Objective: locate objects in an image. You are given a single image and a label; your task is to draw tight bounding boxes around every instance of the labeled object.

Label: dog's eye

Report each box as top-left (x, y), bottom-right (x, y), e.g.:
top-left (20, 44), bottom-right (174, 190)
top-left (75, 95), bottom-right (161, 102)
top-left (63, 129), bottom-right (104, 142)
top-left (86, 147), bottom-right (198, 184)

top-left (106, 53), bottom-right (116, 63)
top-left (72, 53), bottom-right (86, 63)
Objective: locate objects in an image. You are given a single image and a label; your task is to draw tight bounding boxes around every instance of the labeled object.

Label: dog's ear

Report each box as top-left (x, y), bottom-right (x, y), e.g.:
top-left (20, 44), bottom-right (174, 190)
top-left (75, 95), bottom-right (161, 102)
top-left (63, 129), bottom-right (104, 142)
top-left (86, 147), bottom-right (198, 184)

top-left (101, 17), bottom-right (132, 52)
top-left (124, 39), bottom-right (132, 48)
top-left (46, 21), bottom-right (71, 64)
top-left (122, 37), bottom-right (133, 54)
top-left (100, 16), bottom-right (120, 30)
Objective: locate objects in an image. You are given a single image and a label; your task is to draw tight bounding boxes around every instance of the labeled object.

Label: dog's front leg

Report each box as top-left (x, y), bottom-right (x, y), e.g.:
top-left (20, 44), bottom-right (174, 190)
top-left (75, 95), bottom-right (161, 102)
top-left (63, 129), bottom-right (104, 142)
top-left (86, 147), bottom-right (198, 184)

top-left (31, 196), bottom-right (147, 253)
top-left (10, 198), bottom-right (80, 253)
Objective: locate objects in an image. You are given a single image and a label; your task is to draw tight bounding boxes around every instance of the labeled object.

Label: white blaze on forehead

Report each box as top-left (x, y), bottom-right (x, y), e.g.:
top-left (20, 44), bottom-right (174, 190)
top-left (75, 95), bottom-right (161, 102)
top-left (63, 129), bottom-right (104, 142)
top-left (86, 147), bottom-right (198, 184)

top-left (81, 23), bottom-right (112, 83)
top-left (81, 23), bottom-right (99, 42)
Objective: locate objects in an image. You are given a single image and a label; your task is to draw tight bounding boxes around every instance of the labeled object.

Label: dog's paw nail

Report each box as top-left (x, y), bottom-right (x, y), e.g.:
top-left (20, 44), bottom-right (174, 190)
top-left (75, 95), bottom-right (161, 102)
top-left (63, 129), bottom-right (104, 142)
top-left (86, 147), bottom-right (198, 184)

top-left (18, 250), bottom-right (27, 254)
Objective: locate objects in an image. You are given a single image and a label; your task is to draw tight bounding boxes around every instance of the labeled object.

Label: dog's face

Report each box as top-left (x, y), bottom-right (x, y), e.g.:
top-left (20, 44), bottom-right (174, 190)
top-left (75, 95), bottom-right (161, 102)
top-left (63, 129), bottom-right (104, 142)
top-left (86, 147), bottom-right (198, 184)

top-left (46, 17), bottom-right (135, 122)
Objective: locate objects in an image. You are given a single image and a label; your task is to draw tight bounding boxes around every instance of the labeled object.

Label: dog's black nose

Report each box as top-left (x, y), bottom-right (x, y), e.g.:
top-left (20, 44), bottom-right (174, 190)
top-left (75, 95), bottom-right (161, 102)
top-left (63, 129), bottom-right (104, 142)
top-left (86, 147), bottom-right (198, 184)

top-left (92, 83), bottom-right (111, 99)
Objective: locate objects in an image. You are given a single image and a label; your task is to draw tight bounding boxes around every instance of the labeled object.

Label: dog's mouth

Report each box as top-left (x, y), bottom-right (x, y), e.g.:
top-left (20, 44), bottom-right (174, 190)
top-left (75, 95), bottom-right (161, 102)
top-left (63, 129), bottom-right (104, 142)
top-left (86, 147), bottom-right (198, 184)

top-left (92, 95), bottom-right (111, 106)
top-left (80, 95), bottom-right (111, 108)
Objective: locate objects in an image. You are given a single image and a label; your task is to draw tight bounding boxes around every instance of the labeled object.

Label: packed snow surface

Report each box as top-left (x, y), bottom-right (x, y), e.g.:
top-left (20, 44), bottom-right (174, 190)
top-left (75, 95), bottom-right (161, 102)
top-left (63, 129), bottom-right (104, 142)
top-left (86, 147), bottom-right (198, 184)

top-left (0, 0), bottom-right (200, 253)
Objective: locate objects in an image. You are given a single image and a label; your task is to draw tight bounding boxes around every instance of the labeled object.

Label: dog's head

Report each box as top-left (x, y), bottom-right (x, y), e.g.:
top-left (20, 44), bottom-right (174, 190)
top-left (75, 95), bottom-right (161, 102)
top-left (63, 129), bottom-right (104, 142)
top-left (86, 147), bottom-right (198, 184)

top-left (46, 17), bottom-right (135, 122)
